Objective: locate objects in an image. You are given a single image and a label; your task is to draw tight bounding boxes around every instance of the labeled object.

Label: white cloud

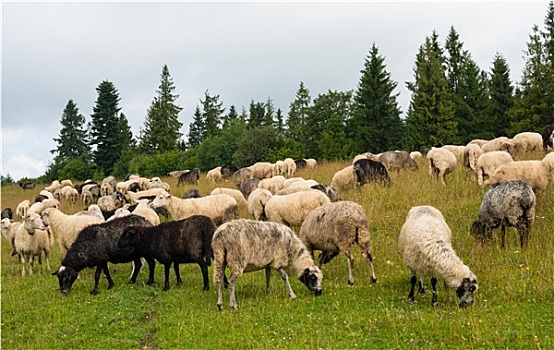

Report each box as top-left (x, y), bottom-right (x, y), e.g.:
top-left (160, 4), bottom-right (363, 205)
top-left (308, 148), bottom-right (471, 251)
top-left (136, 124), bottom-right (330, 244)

top-left (2, 154), bottom-right (46, 181)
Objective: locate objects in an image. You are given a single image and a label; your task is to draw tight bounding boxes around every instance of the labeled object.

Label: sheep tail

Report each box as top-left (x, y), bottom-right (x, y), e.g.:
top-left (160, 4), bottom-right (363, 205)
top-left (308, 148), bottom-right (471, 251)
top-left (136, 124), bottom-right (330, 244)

top-left (203, 234), bottom-right (214, 266)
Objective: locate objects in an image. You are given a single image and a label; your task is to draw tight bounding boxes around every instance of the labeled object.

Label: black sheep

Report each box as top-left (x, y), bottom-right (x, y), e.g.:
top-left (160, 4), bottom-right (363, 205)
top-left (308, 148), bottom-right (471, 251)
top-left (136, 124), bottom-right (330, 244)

top-left (177, 168), bottom-right (201, 186)
top-left (540, 124), bottom-right (554, 152)
top-left (221, 164), bottom-right (239, 178)
top-left (19, 182), bottom-right (36, 190)
top-left (117, 215), bottom-right (217, 291)
top-left (294, 159), bottom-right (307, 169)
top-left (182, 188), bottom-right (202, 199)
top-left (52, 215), bottom-right (154, 295)
top-left (353, 159), bottom-right (391, 187)
top-left (1, 208), bottom-right (13, 220)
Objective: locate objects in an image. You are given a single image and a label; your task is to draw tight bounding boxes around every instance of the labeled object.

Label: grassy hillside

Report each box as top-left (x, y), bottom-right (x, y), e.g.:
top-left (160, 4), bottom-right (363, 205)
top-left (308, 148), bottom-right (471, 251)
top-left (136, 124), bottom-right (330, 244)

top-left (1, 157), bottom-right (553, 349)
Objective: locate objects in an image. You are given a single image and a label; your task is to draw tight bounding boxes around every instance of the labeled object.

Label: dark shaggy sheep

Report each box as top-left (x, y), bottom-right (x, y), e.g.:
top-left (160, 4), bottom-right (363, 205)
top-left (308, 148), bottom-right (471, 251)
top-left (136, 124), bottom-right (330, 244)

top-left (294, 159), bottom-right (307, 169)
top-left (118, 215), bottom-right (217, 291)
top-left (182, 189), bottom-right (202, 199)
top-left (1, 208), bottom-right (13, 220)
top-left (378, 151), bottom-right (418, 172)
top-left (221, 164), bottom-right (239, 178)
top-left (353, 159), bottom-right (391, 186)
top-left (540, 124), bottom-right (554, 152)
top-left (471, 180), bottom-right (536, 248)
top-left (178, 168), bottom-right (200, 186)
top-left (19, 182), bottom-right (36, 190)
top-left (239, 178), bottom-right (260, 198)
top-left (52, 215), bottom-right (154, 295)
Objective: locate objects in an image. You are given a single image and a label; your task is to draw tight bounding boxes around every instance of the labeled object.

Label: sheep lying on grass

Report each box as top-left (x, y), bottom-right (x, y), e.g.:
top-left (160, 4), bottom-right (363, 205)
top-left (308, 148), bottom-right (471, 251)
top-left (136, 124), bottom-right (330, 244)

top-left (398, 206), bottom-right (478, 307)
top-left (299, 201), bottom-right (376, 286)
top-left (151, 191), bottom-right (239, 225)
top-left (118, 215), bottom-right (217, 291)
top-left (53, 215), bottom-right (154, 295)
top-left (212, 219), bottom-right (323, 310)
top-left (471, 180), bottom-right (535, 248)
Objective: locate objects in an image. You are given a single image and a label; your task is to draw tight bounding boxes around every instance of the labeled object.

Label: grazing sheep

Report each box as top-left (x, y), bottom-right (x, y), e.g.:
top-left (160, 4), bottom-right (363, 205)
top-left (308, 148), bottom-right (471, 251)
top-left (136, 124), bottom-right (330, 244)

top-left (409, 151), bottom-right (422, 160)
top-left (475, 151), bottom-right (513, 186)
top-left (28, 198), bottom-right (60, 216)
top-left (426, 147), bottom-right (457, 186)
top-left (512, 132), bottom-right (543, 154)
top-left (1, 208), bottom-right (13, 220)
top-left (41, 207), bottom-right (105, 255)
top-left (212, 219), bottom-right (323, 310)
top-left (64, 187), bottom-right (80, 204)
top-left (178, 168), bottom-right (201, 186)
top-left (12, 213), bottom-right (51, 276)
top-left (441, 145), bottom-right (465, 164)
top-left (248, 162), bottom-right (275, 179)
top-left (247, 188), bottom-right (273, 220)
top-left (274, 160), bottom-right (285, 176)
top-left (379, 151), bottom-right (419, 172)
top-left (399, 206), bottom-right (478, 307)
top-left (151, 191), bottom-right (239, 226)
top-left (149, 178), bottom-right (171, 192)
top-left (221, 165), bottom-right (239, 179)
top-left (168, 169), bottom-right (189, 178)
top-left (310, 184), bottom-right (341, 202)
top-left (305, 158), bottom-right (317, 169)
top-left (210, 188), bottom-right (248, 208)
top-left (1, 218), bottom-right (19, 255)
top-left (481, 136), bottom-right (515, 155)
top-left (16, 200), bottom-right (31, 219)
top-left (232, 168), bottom-right (253, 187)
top-left (294, 159), bottom-right (307, 169)
top-left (353, 159), bottom-right (391, 186)
top-left (45, 180), bottom-right (61, 193)
top-left (463, 143), bottom-right (484, 179)
top-left (331, 165), bottom-right (356, 191)
top-left (264, 190), bottom-right (331, 227)
top-left (52, 215), bottom-right (154, 295)
top-left (126, 188), bottom-right (168, 204)
top-left (239, 178), bottom-right (260, 198)
top-left (182, 189), bottom-right (202, 199)
top-left (352, 152), bottom-right (378, 164)
top-left (471, 181), bottom-right (535, 248)
top-left (19, 182), bottom-right (36, 190)
top-left (100, 182), bottom-right (114, 197)
top-left (283, 158), bottom-right (297, 178)
top-left (468, 139), bottom-right (488, 147)
top-left (258, 175), bottom-right (286, 194)
top-left (206, 166), bottom-right (223, 183)
top-left (81, 190), bottom-right (94, 206)
top-left (299, 201), bottom-right (376, 285)
top-left (118, 215), bottom-right (217, 291)
top-left (484, 152), bottom-right (554, 194)
top-left (540, 124), bottom-right (554, 152)
top-left (131, 199), bottom-right (161, 226)
top-left (97, 191), bottom-right (126, 212)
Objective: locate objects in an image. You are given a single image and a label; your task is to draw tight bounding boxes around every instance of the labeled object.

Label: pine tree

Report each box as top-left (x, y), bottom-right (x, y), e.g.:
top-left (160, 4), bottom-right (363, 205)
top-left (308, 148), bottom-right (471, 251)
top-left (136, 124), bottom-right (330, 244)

top-left (275, 108), bottom-right (285, 135)
top-left (52, 99), bottom-right (91, 162)
top-left (139, 65), bottom-right (183, 154)
top-left (350, 44), bottom-right (403, 154)
top-left (445, 26), bottom-right (464, 95)
top-left (405, 34), bottom-right (456, 150)
top-left (541, 1), bottom-right (554, 122)
top-left (248, 100), bottom-right (267, 128)
top-left (287, 81), bottom-right (311, 155)
top-left (90, 80), bottom-right (127, 175)
top-left (201, 90), bottom-right (224, 138)
top-left (187, 106), bottom-right (205, 148)
top-left (222, 105), bottom-right (239, 128)
top-left (489, 53), bottom-right (514, 136)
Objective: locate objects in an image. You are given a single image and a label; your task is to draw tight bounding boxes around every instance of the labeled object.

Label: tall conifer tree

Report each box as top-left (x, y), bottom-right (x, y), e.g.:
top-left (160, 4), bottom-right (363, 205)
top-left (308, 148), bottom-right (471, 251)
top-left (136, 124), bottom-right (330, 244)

top-left (287, 81), bottom-right (311, 155)
top-left (187, 106), bottom-right (205, 148)
top-left (489, 53), bottom-right (514, 136)
top-left (52, 99), bottom-right (91, 162)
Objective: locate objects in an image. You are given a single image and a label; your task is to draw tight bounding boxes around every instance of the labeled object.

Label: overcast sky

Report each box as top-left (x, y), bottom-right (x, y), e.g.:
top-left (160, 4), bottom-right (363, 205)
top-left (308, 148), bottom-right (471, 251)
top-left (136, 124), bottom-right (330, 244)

top-left (1, 1), bottom-right (550, 180)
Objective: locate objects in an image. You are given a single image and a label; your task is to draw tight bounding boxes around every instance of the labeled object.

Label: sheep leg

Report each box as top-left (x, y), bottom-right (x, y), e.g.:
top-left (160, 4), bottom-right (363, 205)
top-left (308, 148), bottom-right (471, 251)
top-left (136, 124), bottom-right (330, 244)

top-left (91, 265), bottom-right (103, 295)
top-left (44, 251), bottom-right (51, 273)
top-left (431, 277), bottom-right (438, 306)
top-left (344, 250), bottom-right (355, 286)
top-left (362, 252), bottom-right (377, 283)
top-left (174, 263), bottom-right (182, 286)
top-left (144, 258), bottom-right (156, 285)
top-left (199, 260), bottom-right (209, 291)
top-left (265, 266), bottom-right (272, 294)
top-left (418, 277), bottom-right (425, 294)
top-left (20, 255), bottom-right (26, 277)
top-left (500, 224), bottom-right (507, 248)
top-left (277, 267), bottom-right (296, 300)
top-left (518, 223), bottom-right (529, 248)
top-left (163, 263), bottom-right (171, 291)
top-left (408, 271), bottom-right (417, 302)
top-left (28, 255), bottom-right (34, 276)
top-left (103, 264), bottom-right (115, 290)
top-left (129, 258), bottom-right (142, 284)
top-left (228, 271), bottom-right (241, 310)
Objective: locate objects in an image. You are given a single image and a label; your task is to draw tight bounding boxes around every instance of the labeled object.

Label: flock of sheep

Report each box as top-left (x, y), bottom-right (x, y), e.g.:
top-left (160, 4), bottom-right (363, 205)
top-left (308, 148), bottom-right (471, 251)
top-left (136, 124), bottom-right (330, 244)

top-left (2, 128), bottom-right (552, 310)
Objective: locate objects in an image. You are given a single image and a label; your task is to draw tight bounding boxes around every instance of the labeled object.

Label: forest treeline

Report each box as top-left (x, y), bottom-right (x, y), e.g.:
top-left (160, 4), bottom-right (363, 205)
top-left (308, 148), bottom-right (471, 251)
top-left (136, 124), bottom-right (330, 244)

top-left (10, 3), bottom-right (553, 183)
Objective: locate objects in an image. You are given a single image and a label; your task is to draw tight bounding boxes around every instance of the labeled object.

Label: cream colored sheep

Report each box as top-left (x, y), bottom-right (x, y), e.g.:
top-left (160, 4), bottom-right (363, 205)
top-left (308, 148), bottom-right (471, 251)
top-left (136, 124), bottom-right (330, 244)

top-left (247, 188), bottom-right (273, 220)
top-left (45, 180), bottom-right (61, 193)
top-left (274, 161), bottom-right (285, 176)
top-left (130, 199), bottom-right (160, 226)
top-left (264, 190), bottom-right (331, 227)
top-left (299, 201), bottom-right (376, 285)
top-left (210, 188), bottom-right (248, 208)
top-left (399, 206), bottom-right (478, 307)
top-left (512, 131), bottom-right (543, 154)
top-left (409, 151), bottom-right (422, 160)
top-left (306, 158), bottom-right (317, 169)
top-left (442, 145), bottom-right (465, 164)
top-left (463, 143), bottom-right (483, 179)
top-left (13, 213), bottom-right (51, 276)
top-left (248, 162), bottom-right (275, 179)
top-left (283, 158), bottom-right (296, 178)
top-left (206, 166), bottom-right (223, 183)
top-left (426, 147), bottom-right (457, 186)
top-left (16, 200), bottom-right (31, 219)
top-left (481, 136), bottom-right (515, 154)
top-left (258, 175), bottom-right (286, 194)
top-left (331, 165), bottom-right (356, 191)
top-left (126, 188), bottom-right (168, 204)
top-left (475, 151), bottom-right (513, 186)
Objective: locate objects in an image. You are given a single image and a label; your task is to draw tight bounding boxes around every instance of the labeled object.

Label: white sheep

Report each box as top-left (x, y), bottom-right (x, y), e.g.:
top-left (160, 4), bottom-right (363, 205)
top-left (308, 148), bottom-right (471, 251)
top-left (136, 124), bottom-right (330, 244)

top-left (210, 188), bottom-right (248, 208)
top-left (305, 158), bottom-right (317, 169)
top-left (60, 179), bottom-right (73, 188)
top-left (45, 180), bottom-right (61, 193)
top-left (247, 188), bottom-right (273, 220)
top-left (212, 219), bottom-right (323, 310)
top-left (441, 145), bottom-right (465, 164)
top-left (274, 160), bottom-right (285, 176)
top-left (150, 190), bottom-right (239, 226)
top-left (39, 189), bottom-right (55, 200)
top-left (1, 218), bottom-right (19, 254)
top-left (463, 143), bottom-right (483, 179)
top-left (64, 187), bottom-right (79, 204)
top-left (28, 198), bottom-right (60, 216)
top-left (512, 131), bottom-right (543, 154)
top-left (264, 189), bottom-right (331, 227)
top-left (130, 200), bottom-right (160, 226)
top-left (248, 162), bottom-right (275, 179)
top-left (481, 136), bottom-right (515, 154)
top-left (409, 151), bottom-right (422, 160)
top-left (16, 200), bottom-right (31, 219)
top-left (283, 158), bottom-right (296, 178)
top-left (41, 207), bottom-right (105, 254)
top-left (206, 166), bottom-right (223, 183)
top-left (483, 152), bottom-right (554, 194)
top-left (467, 139), bottom-right (488, 147)
top-left (331, 165), bottom-right (356, 191)
top-left (352, 152), bottom-right (378, 164)
top-left (258, 175), bottom-right (286, 194)
top-left (126, 188), bottom-right (168, 204)
top-left (427, 147), bottom-right (457, 186)
top-left (299, 201), bottom-right (377, 285)
top-left (475, 151), bottom-right (513, 186)
top-left (81, 190), bottom-right (94, 206)
top-left (12, 213), bottom-right (51, 276)
top-left (398, 205), bottom-right (478, 307)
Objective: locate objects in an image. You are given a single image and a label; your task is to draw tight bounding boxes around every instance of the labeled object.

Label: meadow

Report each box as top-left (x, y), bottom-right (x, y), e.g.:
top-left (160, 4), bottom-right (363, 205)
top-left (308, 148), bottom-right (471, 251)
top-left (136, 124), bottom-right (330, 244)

top-left (1, 157), bottom-right (553, 349)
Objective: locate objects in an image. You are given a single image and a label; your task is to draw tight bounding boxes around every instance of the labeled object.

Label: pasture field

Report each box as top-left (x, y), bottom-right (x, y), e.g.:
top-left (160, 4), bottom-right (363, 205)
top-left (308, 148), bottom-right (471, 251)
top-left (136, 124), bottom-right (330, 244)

top-left (1, 158), bottom-right (553, 349)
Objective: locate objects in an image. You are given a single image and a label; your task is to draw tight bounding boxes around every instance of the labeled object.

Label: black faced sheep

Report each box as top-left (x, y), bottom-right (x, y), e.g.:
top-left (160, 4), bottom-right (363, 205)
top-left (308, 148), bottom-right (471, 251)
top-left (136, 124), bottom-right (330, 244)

top-left (1, 208), bottom-right (13, 220)
top-left (353, 159), bottom-right (391, 187)
top-left (212, 219), bottom-right (323, 310)
top-left (310, 184), bottom-right (341, 202)
top-left (177, 168), bottom-right (200, 186)
top-left (471, 180), bottom-right (535, 248)
top-left (52, 215), bottom-right (154, 295)
top-left (299, 201), bottom-right (376, 286)
top-left (117, 215), bottom-right (217, 291)
top-left (540, 124), bottom-right (554, 152)
top-left (221, 164), bottom-right (239, 179)
top-left (294, 159), bottom-right (307, 169)
top-left (19, 182), bottom-right (36, 190)
top-left (399, 206), bottom-right (478, 307)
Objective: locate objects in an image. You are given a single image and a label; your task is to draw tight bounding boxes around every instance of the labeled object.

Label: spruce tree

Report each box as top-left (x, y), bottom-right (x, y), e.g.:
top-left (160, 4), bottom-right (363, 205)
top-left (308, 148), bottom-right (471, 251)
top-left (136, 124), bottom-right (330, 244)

top-left (287, 81), bottom-right (311, 155)
top-left (90, 80), bottom-right (127, 175)
top-left (52, 99), bottom-right (91, 162)
top-left (139, 65), bottom-right (183, 154)
top-left (248, 100), bottom-right (267, 128)
top-left (350, 44), bottom-right (403, 153)
top-left (187, 106), bottom-right (205, 148)
top-left (542, 1), bottom-right (554, 122)
top-left (201, 90), bottom-right (224, 138)
top-left (489, 53), bottom-right (514, 136)
top-left (405, 34), bottom-right (456, 151)
top-left (222, 105), bottom-right (239, 128)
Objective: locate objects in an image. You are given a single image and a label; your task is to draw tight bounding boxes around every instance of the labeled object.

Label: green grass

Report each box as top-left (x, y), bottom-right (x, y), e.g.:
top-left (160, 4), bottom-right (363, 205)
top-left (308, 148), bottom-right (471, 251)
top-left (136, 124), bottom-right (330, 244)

top-left (2, 158), bottom-right (553, 349)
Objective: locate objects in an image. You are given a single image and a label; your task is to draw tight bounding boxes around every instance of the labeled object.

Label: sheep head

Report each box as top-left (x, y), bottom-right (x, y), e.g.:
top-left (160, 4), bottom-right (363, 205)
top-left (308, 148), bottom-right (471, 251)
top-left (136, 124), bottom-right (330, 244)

top-left (455, 277), bottom-right (478, 307)
top-left (298, 266), bottom-right (323, 296)
top-left (470, 220), bottom-right (492, 243)
top-left (52, 265), bottom-right (78, 295)
top-left (151, 191), bottom-right (171, 209)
